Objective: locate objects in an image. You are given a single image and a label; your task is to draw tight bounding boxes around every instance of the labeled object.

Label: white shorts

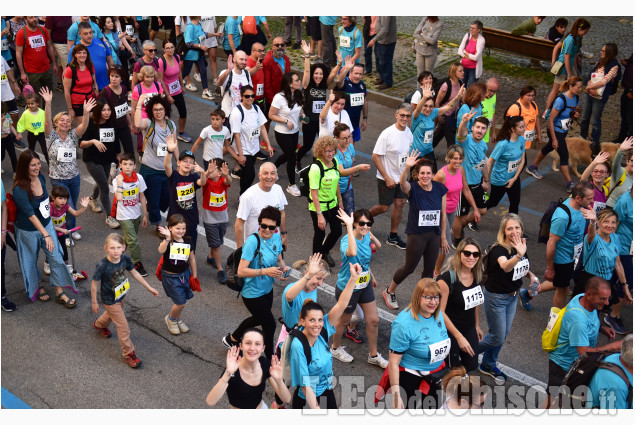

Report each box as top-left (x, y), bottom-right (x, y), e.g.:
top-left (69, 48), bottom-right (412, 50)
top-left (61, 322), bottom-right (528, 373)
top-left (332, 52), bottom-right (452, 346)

top-left (54, 44), bottom-right (68, 67)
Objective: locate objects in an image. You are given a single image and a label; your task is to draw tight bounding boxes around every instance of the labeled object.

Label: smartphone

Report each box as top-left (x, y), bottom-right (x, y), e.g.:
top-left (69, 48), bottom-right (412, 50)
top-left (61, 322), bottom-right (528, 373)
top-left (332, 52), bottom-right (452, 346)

top-left (282, 268), bottom-right (291, 278)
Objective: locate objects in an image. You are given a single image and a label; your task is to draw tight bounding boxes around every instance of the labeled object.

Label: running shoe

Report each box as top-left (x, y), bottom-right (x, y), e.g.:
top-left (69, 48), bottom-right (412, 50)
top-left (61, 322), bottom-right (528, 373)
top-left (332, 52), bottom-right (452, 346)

top-left (123, 351), bottom-right (141, 368)
top-left (89, 198), bottom-right (103, 213)
top-left (383, 287), bottom-right (398, 310)
top-left (604, 315), bottom-right (628, 335)
top-left (1, 297), bottom-right (17, 312)
top-left (566, 181), bottom-right (575, 193)
top-left (194, 72), bottom-right (201, 82)
top-left (367, 353), bottom-right (388, 368)
top-left (185, 83), bottom-right (198, 92)
top-left (286, 184), bottom-right (301, 197)
top-left (478, 364), bottom-right (507, 385)
top-left (93, 320), bottom-right (112, 338)
top-left (386, 234), bottom-right (406, 249)
top-left (467, 222), bottom-right (479, 232)
top-left (177, 320), bottom-right (190, 333)
top-left (106, 216), bottom-right (120, 229)
top-left (330, 346), bottom-right (354, 363)
top-left (222, 333), bottom-right (240, 349)
top-left (345, 326), bottom-right (364, 344)
top-left (525, 165), bottom-right (543, 179)
top-left (519, 288), bottom-right (532, 311)
top-left (165, 314), bottom-right (181, 335)
top-left (134, 262), bottom-right (148, 277)
top-left (177, 132), bottom-right (193, 143)
top-left (71, 232), bottom-right (81, 240)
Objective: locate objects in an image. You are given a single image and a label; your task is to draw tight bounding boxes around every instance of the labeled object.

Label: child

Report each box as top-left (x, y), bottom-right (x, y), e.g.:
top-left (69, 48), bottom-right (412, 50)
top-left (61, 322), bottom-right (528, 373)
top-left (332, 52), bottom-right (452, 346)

top-left (45, 185), bottom-right (89, 276)
top-left (191, 108), bottom-right (231, 171)
top-left (546, 18), bottom-right (568, 44)
top-left (158, 214), bottom-right (198, 335)
top-left (16, 92), bottom-right (49, 163)
top-left (164, 133), bottom-right (206, 251)
top-left (201, 158), bottom-right (231, 283)
top-left (114, 152), bottom-right (150, 277)
top-left (1, 102), bottom-right (18, 173)
top-left (91, 233), bottom-right (159, 368)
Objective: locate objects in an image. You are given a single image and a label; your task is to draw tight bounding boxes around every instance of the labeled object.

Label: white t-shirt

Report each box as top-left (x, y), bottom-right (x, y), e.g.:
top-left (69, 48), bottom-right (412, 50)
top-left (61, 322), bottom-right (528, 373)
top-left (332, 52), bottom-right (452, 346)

top-left (236, 183), bottom-right (288, 243)
top-left (199, 125), bottom-right (231, 161)
top-left (319, 107), bottom-right (353, 138)
top-left (116, 174), bottom-right (147, 221)
top-left (1, 57), bottom-right (15, 102)
top-left (229, 104), bottom-right (267, 156)
top-left (409, 88), bottom-right (436, 107)
top-left (220, 69), bottom-right (251, 116)
top-left (200, 16), bottom-right (218, 48)
top-left (373, 124), bottom-right (413, 182)
top-left (271, 92), bottom-right (301, 135)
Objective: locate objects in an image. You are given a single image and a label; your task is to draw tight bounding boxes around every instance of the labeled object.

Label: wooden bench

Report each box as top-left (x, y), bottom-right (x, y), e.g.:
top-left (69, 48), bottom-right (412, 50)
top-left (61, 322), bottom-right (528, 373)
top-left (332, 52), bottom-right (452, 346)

top-left (482, 27), bottom-right (555, 61)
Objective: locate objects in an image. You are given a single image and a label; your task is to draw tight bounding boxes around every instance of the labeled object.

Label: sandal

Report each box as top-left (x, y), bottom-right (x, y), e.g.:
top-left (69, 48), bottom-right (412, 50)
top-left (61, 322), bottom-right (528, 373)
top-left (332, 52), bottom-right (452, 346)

top-left (35, 287), bottom-right (50, 302)
top-left (56, 293), bottom-right (77, 309)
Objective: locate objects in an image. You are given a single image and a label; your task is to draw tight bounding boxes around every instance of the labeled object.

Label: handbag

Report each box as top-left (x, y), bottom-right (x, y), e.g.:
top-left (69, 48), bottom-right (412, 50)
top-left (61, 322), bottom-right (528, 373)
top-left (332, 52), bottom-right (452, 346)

top-left (550, 61), bottom-right (564, 75)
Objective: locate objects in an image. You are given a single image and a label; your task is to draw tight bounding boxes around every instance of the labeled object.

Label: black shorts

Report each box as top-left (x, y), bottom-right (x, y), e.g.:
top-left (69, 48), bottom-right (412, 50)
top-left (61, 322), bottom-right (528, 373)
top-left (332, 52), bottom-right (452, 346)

top-left (458, 182), bottom-right (487, 216)
top-left (307, 17), bottom-right (322, 41)
top-left (335, 282), bottom-right (375, 314)
top-left (547, 359), bottom-right (567, 397)
top-left (71, 104), bottom-right (84, 117)
top-left (553, 262), bottom-right (575, 288)
top-left (377, 178), bottom-right (407, 206)
top-left (4, 98), bottom-right (19, 115)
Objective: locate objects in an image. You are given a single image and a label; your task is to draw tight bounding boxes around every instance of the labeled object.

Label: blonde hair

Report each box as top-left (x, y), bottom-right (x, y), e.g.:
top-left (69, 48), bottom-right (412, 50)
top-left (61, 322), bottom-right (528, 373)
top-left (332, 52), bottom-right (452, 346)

top-left (442, 366), bottom-right (486, 406)
top-left (495, 213), bottom-right (524, 254)
top-left (440, 238), bottom-right (484, 284)
top-left (597, 208), bottom-right (618, 226)
top-left (52, 111), bottom-right (72, 129)
top-left (138, 65), bottom-right (158, 82)
top-left (445, 144), bottom-right (465, 163)
top-left (105, 233), bottom-right (125, 246)
top-left (293, 259), bottom-right (330, 279)
top-left (312, 136), bottom-right (338, 161)
top-left (406, 278), bottom-right (442, 321)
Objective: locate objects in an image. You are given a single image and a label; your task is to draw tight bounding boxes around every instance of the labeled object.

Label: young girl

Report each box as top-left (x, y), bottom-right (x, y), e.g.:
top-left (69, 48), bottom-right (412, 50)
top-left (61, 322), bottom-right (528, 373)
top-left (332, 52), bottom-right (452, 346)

top-left (16, 92), bottom-right (49, 163)
top-left (158, 214), bottom-right (198, 335)
top-left (1, 102), bottom-right (18, 173)
top-left (45, 185), bottom-right (89, 276)
top-left (91, 233), bottom-right (159, 368)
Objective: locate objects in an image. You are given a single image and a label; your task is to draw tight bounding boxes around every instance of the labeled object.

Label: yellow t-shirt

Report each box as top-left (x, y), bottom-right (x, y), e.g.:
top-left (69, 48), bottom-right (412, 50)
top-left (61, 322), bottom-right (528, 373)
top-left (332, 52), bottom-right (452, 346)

top-left (17, 108), bottom-right (45, 135)
top-left (308, 158), bottom-right (340, 212)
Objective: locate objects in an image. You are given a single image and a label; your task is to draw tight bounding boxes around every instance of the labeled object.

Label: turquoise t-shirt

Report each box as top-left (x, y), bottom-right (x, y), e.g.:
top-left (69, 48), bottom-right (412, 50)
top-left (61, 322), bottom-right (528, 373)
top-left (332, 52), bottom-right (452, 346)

top-left (337, 233), bottom-right (371, 290)
top-left (489, 137), bottom-right (525, 186)
top-left (390, 309), bottom-right (450, 371)
top-left (411, 108), bottom-right (438, 156)
top-left (586, 353), bottom-right (633, 409)
top-left (319, 17), bottom-right (338, 26)
top-left (184, 23), bottom-right (206, 61)
top-left (1, 179), bottom-right (5, 203)
top-left (1, 19), bottom-right (12, 62)
top-left (583, 234), bottom-right (621, 280)
top-left (459, 134), bottom-right (488, 185)
top-left (281, 283), bottom-right (317, 329)
top-left (613, 191), bottom-right (633, 256)
top-left (338, 26), bottom-right (363, 63)
top-left (335, 144), bottom-right (355, 193)
top-left (551, 198), bottom-right (586, 264)
top-left (67, 21), bottom-right (103, 43)
top-left (549, 294), bottom-right (599, 371)
top-left (290, 314), bottom-right (336, 398)
top-left (557, 34), bottom-right (580, 76)
top-left (240, 232), bottom-right (282, 299)
top-left (456, 103), bottom-right (483, 132)
top-left (223, 17), bottom-right (242, 51)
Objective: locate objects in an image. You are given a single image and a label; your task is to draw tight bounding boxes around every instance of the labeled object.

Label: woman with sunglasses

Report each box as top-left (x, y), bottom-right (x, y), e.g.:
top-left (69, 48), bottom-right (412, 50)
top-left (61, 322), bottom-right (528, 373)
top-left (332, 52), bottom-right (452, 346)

top-left (334, 123), bottom-right (371, 215)
top-left (437, 238), bottom-right (483, 372)
top-left (478, 213), bottom-right (538, 384)
top-left (158, 39), bottom-right (191, 143)
top-left (223, 206), bottom-right (289, 361)
top-left (227, 85), bottom-right (273, 195)
top-left (319, 91), bottom-right (353, 138)
top-left (330, 208), bottom-right (388, 368)
top-left (99, 66), bottom-right (134, 155)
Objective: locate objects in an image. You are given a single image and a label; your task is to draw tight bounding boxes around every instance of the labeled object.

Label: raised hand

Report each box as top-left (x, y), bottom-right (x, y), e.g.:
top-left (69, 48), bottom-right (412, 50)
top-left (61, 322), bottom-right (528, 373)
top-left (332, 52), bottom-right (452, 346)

top-left (344, 54), bottom-right (353, 68)
top-left (301, 40), bottom-right (311, 56)
top-left (79, 196), bottom-right (90, 209)
top-left (227, 54), bottom-right (234, 70)
top-left (166, 133), bottom-right (178, 152)
top-left (457, 84), bottom-right (466, 98)
top-left (39, 86), bottom-right (53, 103)
top-left (581, 207), bottom-right (597, 222)
top-left (336, 208), bottom-right (354, 227)
top-left (193, 162), bottom-right (205, 174)
top-left (336, 50), bottom-right (343, 65)
top-left (405, 150), bottom-right (420, 168)
top-left (328, 91), bottom-right (335, 103)
top-left (349, 263), bottom-right (361, 282)
top-left (420, 83), bottom-right (433, 100)
top-left (619, 136), bottom-right (633, 152)
top-left (463, 107), bottom-right (476, 123)
top-left (84, 98), bottom-right (97, 113)
top-left (220, 161), bottom-right (230, 176)
top-left (226, 345), bottom-right (241, 374)
top-left (269, 354), bottom-right (283, 381)
top-left (307, 253), bottom-right (323, 275)
top-left (510, 235), bottom-right (527, 258)
top-left (158, 225), bottom-right (171, 240)
top-left (592, 151), bottom-right (610, 165)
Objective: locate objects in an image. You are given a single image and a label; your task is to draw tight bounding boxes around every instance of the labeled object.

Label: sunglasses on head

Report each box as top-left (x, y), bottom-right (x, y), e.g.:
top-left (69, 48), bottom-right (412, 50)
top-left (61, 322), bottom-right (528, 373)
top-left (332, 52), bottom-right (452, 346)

top-left (357, 220), bottom-right (373, 228)
top-left (260, 223), bottom-right (277, 231)
top-left (461, 250), bottom-right (481, 258)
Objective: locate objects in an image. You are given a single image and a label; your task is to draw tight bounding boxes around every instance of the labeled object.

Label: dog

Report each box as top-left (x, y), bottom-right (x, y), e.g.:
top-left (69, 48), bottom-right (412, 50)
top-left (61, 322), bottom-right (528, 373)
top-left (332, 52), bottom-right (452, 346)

top-left (549, 137), bottom-right (619, 177)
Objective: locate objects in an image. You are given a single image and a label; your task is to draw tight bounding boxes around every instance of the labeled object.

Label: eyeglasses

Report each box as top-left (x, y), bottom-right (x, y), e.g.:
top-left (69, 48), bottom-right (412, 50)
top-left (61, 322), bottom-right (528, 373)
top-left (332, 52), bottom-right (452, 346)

top-left (325, 149), bottom-right (336, 154)
top-left (357, 221), bottom-right (373, 227)
top-left (339, 135), bottom-right (352, 141)
top-left (422, 295), bottom-right (441, 302)
top-left (461, 250), bottom-right (481, 258)
top-left (243, 94), bottom-right (255, 99)
top-left (273, 43), bottom-right (285, 48)
top-left (260, 223), bottom-right (277, 231)
top-left (146, 49), bottom-right (157, 53)
top-left (398, 113), bottom-right (412, 118)
top-left (152, 107), bottom-right (165, 112)
top-left (164, 46), bottom-right (175, 49)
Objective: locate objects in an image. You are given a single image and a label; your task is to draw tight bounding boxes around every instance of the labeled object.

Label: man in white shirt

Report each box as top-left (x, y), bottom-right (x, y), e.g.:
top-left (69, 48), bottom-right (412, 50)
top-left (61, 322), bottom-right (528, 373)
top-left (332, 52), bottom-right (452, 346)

top-left (369, 103), bottom-right (413, 249)
top-left (217, 50), bottom-right (251, 118)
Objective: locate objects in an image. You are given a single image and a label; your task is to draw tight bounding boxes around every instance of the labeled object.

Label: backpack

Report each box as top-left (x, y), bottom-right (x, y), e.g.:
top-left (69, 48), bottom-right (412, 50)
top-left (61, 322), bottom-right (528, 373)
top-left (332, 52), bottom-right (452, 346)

top-left (231, 103), bottom-right (261, 134)
top-left (338, 26), bottom-right (361, 49)
top-left (404, 88), bottom-right (423, 105)
top-left (5, 193), bottom-right (17, 234)
top-left (545, 93), bottom-right (578, 121)
top-left (298, 158), bottom-right (339, 202)
top-left (437, 270), bottom-right (458, 295)
top-left (541, 304), bottom-right (586, 352)
top-left (135, 82), bottom-right (161, 98)
top-left (538, 199), bottom-right (571, 244)
top-left (21, 26), bottom-right (46, 51)
top-left (225, 233), bottom-right (261, 295)
top-left (221, 68), bottom-right (251, 99)
top-left (433, 77), bottom-right (456, 106)
top-left (159, 54), bottom-right (180, 72)
top-left (175, 33), bottom-right (190, 57)
top-left (242, 16), bottom-right (258, 36)
top-left (280, 326), bottom-right (329, 383)
top-left (136, 56), bottom-right (159, 73)
top-left (69, 63), bottom-right (95, 99)
top-left (142, 118), bottom-right (175, 152)
top-left (504, 100), bottom-right (537, 118)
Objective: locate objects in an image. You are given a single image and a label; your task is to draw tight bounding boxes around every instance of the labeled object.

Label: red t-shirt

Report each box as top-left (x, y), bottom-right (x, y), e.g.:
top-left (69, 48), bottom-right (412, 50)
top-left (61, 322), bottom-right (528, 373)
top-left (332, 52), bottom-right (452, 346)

top-left (64, 65), bottom-right (96, 105)
top-left (15, 26), bottom-right (51, 73)
top-left (246, 56), bottom-right (265, 101)
top-left (202, 177), bottom-right (229, 212)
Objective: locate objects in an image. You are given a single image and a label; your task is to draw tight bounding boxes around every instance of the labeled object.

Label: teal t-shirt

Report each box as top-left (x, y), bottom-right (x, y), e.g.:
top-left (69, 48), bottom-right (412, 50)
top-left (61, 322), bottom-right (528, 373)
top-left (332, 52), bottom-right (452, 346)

top-left (583, 234), bottom-right (621, 280)
top-left (281, 283), bottom-right (317, 329)
top-left (613, 191), bottom-right (633, 256)
top-left (458, 134), bottom-right (488, 185)
top-left (337, 233), bottom-right (371, 290)
top-left (456, 103), bottom-right (483, 132)
top-left (551, 198), bottom-right (586, 264)
top-left (557, 34), bottom-right (580, 76)
top-left (411, 108), bottom-right (438, 156)
top-left (223, 17), bottom-right (242, 51)
top-left (184, 23), bottom-right (206, 61)
top-left (335, 144), bottom-right (355, 193)
top-left (489, 137), bottom-right (525, 186)
top-left (586, 353), bottom-right (633, 409)
top-left (240, 232), bottom-right (282, 299)
top-left (338, 26), bottom-right (363, 62)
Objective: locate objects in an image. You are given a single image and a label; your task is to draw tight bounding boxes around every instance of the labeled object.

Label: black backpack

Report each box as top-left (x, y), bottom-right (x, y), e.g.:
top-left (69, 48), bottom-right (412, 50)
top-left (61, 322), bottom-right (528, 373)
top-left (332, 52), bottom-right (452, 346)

top-left (504, 100), bottom-right (537, 118)
top-left (433, 77), bottom-right (457, 106)
top-left (160, 54), bottom-right (180, 72)
top-left (69, 62), bottom-right (95, 100)
top-left (298, 158), bottom-right (339, 201)
top-left (404, 88), bottom-right (423, 105)
top-left (538, 199), bottom-right (571, 244)
top-left (175, 33), bottom-right (190, 57)
top-left (226, 233), bottom-right (261, 296)
top-left (221, 68), bottom-right (251, 99)
top-left (136, 56), bottom-right (159, 73)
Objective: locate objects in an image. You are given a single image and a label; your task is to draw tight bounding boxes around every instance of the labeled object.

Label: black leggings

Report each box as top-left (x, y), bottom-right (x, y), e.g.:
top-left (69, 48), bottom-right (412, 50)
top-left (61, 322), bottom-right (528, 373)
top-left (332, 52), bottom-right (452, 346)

top-left (540, 131), bottom-right (569, 166)
top-left (232, 289), bottom-right (275, 359)
top-left (447, 324), bottom-right (479, 372)
top-left (2, 134), bottom-right (18, 171)
top-left (115, 126), bottom-right (134, 155)
top-left (309, 207), bottom-right (342, 255)
top-left (84, 161), bottom-right (111, 215)
top-left (28, 132), bottom-right (49, 163)
top-left (432, 112), bottom-right (457, 150)
top-left (292, 388), bottom-right (337, 409)
top-left (239, 154), bottom-right (257, 195)
top-left (486, 178), bottom-right (521, 214)
top-left (392, 231), bottom-right (440, 284)
top-left (274, 131), bottom-right (299, 185)
top-left (297, 120), bottom-right (319, 168)
top-left (398, 369), bottom-right (442, 409)
top-left (172, 92), bottom-right (187, 119)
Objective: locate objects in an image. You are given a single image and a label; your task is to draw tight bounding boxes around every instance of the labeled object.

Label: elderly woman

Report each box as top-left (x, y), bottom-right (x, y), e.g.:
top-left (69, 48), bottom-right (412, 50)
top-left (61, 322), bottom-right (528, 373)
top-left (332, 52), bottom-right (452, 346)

top-left (457, 20), bottom-right (485, 89)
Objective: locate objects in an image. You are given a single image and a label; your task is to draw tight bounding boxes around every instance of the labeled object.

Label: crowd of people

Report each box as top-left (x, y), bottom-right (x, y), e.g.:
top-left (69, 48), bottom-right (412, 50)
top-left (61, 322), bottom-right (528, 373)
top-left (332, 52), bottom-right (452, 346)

top-left (1, 15), bottom-right (633, 410)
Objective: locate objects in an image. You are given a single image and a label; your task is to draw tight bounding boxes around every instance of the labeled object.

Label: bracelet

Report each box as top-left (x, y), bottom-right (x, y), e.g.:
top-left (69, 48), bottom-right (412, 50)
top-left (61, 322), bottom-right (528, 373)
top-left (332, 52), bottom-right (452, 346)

top-left (356, 165), bottom-right (359, 172)
top-left (167, 149), bottom-right (174, 154)
top-left (136, 106), bottom-right (142, 110)
top-left (225, 370), bottom-right (234, 378)
top-left (1, 229), bottom-right (7, 234)
top-left (44, 235), bottom-right (51, 239)
top-left (304, 54), bottom-right (309, 58)
top-left (363, 116), bottom-right (368, 119)
top-left (280, 231), bottom-right (287, 235)
top-left (621, 282), bottom-right (628, 286)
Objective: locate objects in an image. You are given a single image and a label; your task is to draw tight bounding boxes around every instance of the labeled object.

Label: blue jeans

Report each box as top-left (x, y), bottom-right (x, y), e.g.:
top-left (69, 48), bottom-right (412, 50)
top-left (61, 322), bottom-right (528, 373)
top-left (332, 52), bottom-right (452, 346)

top-left (363, 34), bottom-right (379, 73)
top-left (15, 221), bottom-right (76, 300)
top-left (478, 288), bottom-right (518, 369)
top-left (375, 42), bottom-right (396, 86)
top-left (464, 67), bottom-right (478, 89)
top-left (50, 174), bottom-right (81, 230)
top-left (579, 94), bottom-right (607, 145)
top-left (182, 55), bottom-right (208, 90)
top-left (341, 188), bottom-right (355, 216)
top-left (139, 166), bottom-right (169, 225)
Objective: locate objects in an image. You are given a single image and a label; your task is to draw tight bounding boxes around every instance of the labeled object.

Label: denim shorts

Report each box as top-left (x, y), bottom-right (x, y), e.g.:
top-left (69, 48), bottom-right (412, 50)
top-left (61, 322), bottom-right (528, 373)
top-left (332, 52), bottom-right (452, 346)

top-left (161, 269), bottom-right (193, 305)
top-left (341, 189), bottom-right (355, 215)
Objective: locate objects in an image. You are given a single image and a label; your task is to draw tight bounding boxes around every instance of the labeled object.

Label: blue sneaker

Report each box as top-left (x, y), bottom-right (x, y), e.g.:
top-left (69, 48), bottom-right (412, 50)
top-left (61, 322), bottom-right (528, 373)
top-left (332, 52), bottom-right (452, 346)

top-left (207, 256), bottom-right (217, 268)
top-left (177, 132), bottom-right (193, 143)
top-left (566, 181), bottom-right (575, 193)
top-left (218, 268), bottom-right (228, 284)
top-left (478, 364), bottom-right (507, 385)
top-left (519, 288), bottom-right (532, 311)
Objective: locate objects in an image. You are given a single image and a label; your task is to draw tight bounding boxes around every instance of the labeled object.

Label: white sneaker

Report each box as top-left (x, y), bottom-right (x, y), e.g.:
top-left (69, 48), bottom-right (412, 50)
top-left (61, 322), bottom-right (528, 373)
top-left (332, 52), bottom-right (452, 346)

top-left (71, 232), bottom-right (81, 241)
top-left (286, 184), bottom-right (301, 197)
top-left (165, 314), bottom-right (181, 335)
top-left (88, 199), bottom-right (102, 213)
top-left (177, 320), bottom-right (190, 333)
top-left (367, 353), bottom-right (389, 368)
top-left (330, 346), bottom-right (354, 363)
top-left (65, 238), bottom-right (74, 247)
top-left (44, 261), bottom-right (51, 275)
top-left (202, 90), bottom-right (213, 100)
top-left (185, 83), bottom-right (198, 92)
top-left (194, 72), bottom-right (201, 82)
top-left (106, 216), bottom-right (120, 229)
top-left (66, 264), bottom-right (74, 274)
top-left (212, 78), bottom-right (218, 86)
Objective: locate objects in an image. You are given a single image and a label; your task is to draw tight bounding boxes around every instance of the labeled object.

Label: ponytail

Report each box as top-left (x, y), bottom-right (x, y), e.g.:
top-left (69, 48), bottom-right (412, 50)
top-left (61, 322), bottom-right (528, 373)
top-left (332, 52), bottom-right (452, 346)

top-left (495, 115), bottom-right (524, 143)
top-left (559, 76), bottom-right (582, 93)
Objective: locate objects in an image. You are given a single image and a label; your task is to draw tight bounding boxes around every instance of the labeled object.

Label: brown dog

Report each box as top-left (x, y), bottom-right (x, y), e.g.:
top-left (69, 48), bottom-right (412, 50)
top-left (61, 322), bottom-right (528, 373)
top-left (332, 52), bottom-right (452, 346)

top-left (549, 137), bottom-right (619, 177)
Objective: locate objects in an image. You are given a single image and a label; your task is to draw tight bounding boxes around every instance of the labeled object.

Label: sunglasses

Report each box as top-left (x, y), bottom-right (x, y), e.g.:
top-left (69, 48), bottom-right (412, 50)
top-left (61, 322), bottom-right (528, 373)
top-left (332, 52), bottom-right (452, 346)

top-left (260, 223), bottom-right (277, 231)
top-left (461, 250), bottom-right (481, 258)
top-left (357, 221), bottom-right (373, 227)
top-left (243, 94), bottom-right (255, 99)
top-left (146, 49), bottom-right (158, 53)
top-left (274, 43), bottom-right (285, 47)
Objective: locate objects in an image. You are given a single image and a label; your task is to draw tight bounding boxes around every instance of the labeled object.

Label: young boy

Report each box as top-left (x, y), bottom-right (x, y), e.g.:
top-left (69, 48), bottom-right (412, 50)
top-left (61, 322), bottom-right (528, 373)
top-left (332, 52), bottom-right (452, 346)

top-left (201, 158), bottom-right (232, 283)
top-left (114, 152), bottom-right (150, 277)
top-left (164, 134), bottom-right (207, 251)
top-left (546, 18), bottom-right (568, 43)
top-left (191, 108), bottom-right (231, 171)
top-left (91, 233), bottom-right (159, 368)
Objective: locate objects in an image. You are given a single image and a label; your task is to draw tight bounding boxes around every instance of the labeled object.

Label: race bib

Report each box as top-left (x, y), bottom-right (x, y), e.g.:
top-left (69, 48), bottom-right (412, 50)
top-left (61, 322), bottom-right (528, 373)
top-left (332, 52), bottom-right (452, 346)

top-left (52, 213), bottom-right (66, 227)
top-left (398, 153), bottom-right (407, 168)
top-left (209, 191), bottom-right (226, 207)
top-left (473, 158), bottom-right (486, 171)
top-left (462, 285), bottom-right (484, 310)
top-left (115, 102), bottom-right (129, 119)
top-left (423, 130), bottom-right (433, 144)
top-left (429, 338), bottom-right (451, 364)
top-left (57, 147), bottom-right (76, 162)
top-left (157, 143), bottom-right (168, 157)
top-left (114, 278), bottom-right (130, 300)
top-left (39, 199), bottom-right (50, 219)
top-left (125, 25), bottom-right (134, 36)
top-left (354, 270), bottom-right (370, 290)
top-left (28, 35), bottom-right (45, 49)
top-left (418, 210), bottom-right (440, 227)
top-left (142, 92), bottom-right (158, 106)
top-left (168, 79), bottom-right (181, 95)
top-left (176, 183), bottom-right (195, 201)
top-left (349, 92), bottom-right (364, 107)
top-left (256, 83), bottom-right (264, 97)
top-left (100, 128), bottom-right (115, 142)
top-left (169, 242), bottom-right (191, 261)
top-left (592, 201), bottom-right (606, 216)
top-left (122, 186), bottom-right (139, 199)
top-left (507, 158), bottom-right (521, 174)
top-left (339, 36), bottom-right (351, 48)
top-left (560, 118), bottom-right (571, 131)
top-left (512, 257), bottom-right (529, 281)
top-left (312, 100), bottom-right (325, 114)
top-left (546, 308), bottom-right (560, 332)
top-left (1, 39), bottom-right (8, 51)
top-left (249, 127), bottom-right (261, 141)
top-left (1, 73), bottom-right (7, 81)
top-left (198, 34), bottom-right (206, 44)
top-left (573, 242), bottom-right (583, 261)
top-left (524, 129), bottom-right (536, 142)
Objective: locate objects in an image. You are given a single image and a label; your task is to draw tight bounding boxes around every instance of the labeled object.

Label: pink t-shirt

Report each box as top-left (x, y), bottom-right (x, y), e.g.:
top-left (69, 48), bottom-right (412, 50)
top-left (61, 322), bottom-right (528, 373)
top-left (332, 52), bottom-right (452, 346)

top-left (461, 38), bottom-right (477, 69)
top-left (50, 202), bottom-right (70, 229)
top-left (443, 165), bottom-right (463, 214)
top-left (131, 82), bottom-right (164, 119)
top-left (159, 55), bottom-right (182, 96)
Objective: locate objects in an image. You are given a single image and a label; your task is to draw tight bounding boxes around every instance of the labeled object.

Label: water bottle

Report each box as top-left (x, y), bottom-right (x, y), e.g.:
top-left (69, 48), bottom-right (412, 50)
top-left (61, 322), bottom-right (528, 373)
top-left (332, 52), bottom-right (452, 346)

top-left (484, 191), bottom-right (490, 202)
top-left (530, 276), bottom-right (539, 297)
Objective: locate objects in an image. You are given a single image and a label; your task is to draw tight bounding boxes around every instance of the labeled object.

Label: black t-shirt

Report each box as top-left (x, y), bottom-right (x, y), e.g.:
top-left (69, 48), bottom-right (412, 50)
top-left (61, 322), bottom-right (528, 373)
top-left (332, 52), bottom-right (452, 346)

top-left (161, 236), bottom-right (192, 274)
top-left (92, 255), bottom-right (134, 305)
top-left (303, 80), bottom-right (327, 123)
top-left (81, 119), bottom-right (120, 165)
top-left (99, 85), bottom-right (129, 129)
top-left (439, 270), bottom-right (481, 330)
top-left (222, 356), bottom-right (271, 409)
top-left (484, 245), bottom-right (529, 294)
top-left (168, 169), bottom-right (200, 225)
